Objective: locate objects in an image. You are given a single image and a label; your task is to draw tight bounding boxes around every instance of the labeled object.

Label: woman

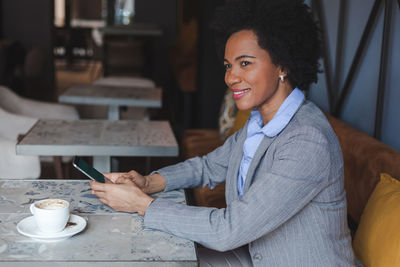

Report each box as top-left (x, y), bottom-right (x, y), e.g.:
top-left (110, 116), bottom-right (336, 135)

top-left (91, 0), bottom-right (356, 265)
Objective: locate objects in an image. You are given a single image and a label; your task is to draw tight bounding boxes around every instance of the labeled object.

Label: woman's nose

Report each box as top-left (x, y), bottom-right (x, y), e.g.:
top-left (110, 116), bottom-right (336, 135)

top-left (225, 70), bottom-right (241, 87)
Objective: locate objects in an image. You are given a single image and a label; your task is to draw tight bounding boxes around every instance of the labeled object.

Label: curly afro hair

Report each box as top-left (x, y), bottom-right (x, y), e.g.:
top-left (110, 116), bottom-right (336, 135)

top-left (211, 0), bottom-right (322, 91)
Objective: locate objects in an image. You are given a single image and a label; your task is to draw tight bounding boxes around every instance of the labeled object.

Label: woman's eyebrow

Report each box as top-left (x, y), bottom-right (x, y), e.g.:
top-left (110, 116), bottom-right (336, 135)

top-left (224, 55), bottom-right (256, 63)
top-left (235, 55), bottom-right (256, 61)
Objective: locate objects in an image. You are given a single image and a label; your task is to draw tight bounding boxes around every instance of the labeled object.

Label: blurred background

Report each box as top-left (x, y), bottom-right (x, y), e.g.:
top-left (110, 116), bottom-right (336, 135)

top-left (0, 0), bottom-right (399, 175)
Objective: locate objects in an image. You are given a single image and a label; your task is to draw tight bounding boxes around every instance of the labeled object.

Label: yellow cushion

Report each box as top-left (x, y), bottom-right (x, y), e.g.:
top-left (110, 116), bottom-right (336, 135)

top-left (353, 173), bottom-right (400, 266)
top-left (219, 89), bottom-right (238, 139)
top-left (218, 88), bottom-right (251, 138)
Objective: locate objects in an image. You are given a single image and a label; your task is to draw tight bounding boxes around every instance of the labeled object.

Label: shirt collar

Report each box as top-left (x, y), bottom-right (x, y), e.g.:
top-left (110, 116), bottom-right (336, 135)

top-left (248, 87), bottom-right (305, 137)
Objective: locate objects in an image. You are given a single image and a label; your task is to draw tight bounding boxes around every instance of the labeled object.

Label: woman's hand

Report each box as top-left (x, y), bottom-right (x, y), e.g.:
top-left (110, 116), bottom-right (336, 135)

top-left (104, 170), bottom-right (148, 190)
top-left (90, 177), bottom-right (154, 215)
top-left (103, 170), bottom-right (166, 194)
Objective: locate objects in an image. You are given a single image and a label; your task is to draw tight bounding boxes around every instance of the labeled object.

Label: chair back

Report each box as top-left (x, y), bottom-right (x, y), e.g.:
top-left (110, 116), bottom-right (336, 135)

top-left (0, 136), bottom-right (40, 179)
top-left (0, 85), bottom-right (79, 120)
top-left (0, 107), bottom-right (37, 140)
top-left (0, 107), bottom-right (40, 179)
top-left (0, 86), bottom-right (21, 114)
top-left (325, 114), bottom-right (400, 224)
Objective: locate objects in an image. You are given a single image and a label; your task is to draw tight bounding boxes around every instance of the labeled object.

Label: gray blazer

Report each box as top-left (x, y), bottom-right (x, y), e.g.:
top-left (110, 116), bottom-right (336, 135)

top-left (144, 101), bottom-right (356, 266)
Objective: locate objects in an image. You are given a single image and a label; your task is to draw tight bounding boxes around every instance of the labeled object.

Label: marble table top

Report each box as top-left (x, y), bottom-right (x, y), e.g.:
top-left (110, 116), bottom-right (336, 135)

top-left (0, 179), bottom-right (197, 266)
top-left (59, 84), bottom-right (162, 108)
top-left (16, 120), bottom-right (178, 157)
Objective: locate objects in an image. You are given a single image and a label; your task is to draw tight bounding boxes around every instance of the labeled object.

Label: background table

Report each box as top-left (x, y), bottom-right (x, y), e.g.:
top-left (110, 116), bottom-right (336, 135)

top-left (59, 84), bottom-right (162, 120)
top-left (0, 179), bottom-right (197, 266)
top-left (16, 120), bottom-right (178, 172)
top-left (100, 24), bottom-right (163, 37)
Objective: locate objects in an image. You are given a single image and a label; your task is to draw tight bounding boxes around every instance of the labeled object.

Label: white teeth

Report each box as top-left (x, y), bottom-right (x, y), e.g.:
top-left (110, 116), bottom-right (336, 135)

top-left (233, 89), bottom-right (250, 95)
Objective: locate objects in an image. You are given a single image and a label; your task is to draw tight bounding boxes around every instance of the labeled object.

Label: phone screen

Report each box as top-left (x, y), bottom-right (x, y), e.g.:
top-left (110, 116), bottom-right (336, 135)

top-left (73, 156), bottom-right (105, 183)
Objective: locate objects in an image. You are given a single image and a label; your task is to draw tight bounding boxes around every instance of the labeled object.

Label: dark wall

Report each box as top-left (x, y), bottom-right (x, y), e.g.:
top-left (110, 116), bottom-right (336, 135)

top-left (1, 0), bottom-right (54, 101)
top-left (135, 0), bottom-right (177, 87)
top-left (70, 0), bottom-right (102, 20)
top-left (309, 0), bottom-right (400, 150)
top-left (136, 0), bottom-right (177, 45)
top-left (2, 0), bottom-right (52, 51)
top-left (0, 3), bottom-right (2, 38)
top-left (134, 0), bottom-right (178, 123)
top-left (194, 0), bottom-right (226, 129)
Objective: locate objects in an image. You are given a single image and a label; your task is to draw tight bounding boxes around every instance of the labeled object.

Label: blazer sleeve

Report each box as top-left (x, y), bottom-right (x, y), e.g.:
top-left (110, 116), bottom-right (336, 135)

top-left (155, 129), bottom-right (242, 191)
top-left (144, 125), bottom-right (334, 251)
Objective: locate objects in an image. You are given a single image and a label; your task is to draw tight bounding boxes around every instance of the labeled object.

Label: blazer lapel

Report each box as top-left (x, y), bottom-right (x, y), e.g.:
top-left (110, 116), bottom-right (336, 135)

top-left (226, 121), bottom-right (248, 203)
top-left (242, 135), bottom-right (276, 194)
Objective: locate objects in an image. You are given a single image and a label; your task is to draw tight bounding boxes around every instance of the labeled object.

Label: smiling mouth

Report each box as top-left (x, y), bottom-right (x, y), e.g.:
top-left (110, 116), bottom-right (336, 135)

top-left (232, 88), bottom-right (250, 99)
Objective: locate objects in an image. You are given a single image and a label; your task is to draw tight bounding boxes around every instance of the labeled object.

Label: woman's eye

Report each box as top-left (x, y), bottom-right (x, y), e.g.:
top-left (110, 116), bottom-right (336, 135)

top-left (224, 63), bottom-right (232, 70)
top-left (241, 61), bottom-right (251, 67)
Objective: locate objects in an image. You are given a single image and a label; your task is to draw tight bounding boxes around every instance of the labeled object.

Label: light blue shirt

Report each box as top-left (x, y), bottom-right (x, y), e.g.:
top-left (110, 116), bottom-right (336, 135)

top-left (237, 88), bottom-right (305, 195)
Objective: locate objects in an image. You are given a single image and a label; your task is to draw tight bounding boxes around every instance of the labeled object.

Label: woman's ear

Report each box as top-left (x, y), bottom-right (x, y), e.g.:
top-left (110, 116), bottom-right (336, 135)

top-left (278, 66), bottom-right (288, 77)
top-left (278, 67), bottom-right (290, 83)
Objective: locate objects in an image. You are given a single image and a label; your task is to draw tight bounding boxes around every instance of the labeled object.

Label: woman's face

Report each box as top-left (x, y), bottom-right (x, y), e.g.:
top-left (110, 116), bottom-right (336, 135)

top-left (224, 30), bottom-right (291, 122)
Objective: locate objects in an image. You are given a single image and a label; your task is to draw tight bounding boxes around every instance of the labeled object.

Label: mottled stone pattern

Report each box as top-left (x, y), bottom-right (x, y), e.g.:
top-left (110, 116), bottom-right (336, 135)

top-left (0, 180), bottom-right (197, 265)
top-left (17, 120), bottom-right (177, 151)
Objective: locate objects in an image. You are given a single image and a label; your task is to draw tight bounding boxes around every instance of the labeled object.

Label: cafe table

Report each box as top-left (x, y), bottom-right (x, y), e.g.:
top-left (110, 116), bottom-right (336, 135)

top-left (0, 179), bottom-right (198, 266)
top-left (59, 84), bottom-right (162, 120)
top-left (100, 24), bottom-right (163, 37)
top-left (16, 119), bottom-right (178, 173)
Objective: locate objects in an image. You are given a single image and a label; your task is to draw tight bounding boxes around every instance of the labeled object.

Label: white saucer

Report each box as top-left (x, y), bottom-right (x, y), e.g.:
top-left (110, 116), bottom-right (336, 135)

top-left (17, 214), bottom-right (87, 242)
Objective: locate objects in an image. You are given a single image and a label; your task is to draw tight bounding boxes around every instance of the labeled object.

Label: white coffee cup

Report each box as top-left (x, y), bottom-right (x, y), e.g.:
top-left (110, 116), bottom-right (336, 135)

top-left (30, 199), bottom-right (70, 234)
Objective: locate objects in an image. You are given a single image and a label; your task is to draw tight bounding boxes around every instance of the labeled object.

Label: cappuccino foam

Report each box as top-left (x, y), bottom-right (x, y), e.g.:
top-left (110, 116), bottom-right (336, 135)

top-left (36, 199), bottom-right (68, 210)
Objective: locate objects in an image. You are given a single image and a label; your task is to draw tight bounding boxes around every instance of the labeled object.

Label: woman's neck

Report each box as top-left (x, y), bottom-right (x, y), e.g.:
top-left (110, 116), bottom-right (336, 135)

top-left (257, 84), bottom-right (294, 125)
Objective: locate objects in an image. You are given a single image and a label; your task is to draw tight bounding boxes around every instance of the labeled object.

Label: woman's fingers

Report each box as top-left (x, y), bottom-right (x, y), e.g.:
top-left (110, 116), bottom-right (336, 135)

top-left (90, 178), bottom-right (152, 214)
top-left (92, 189), bottom-right (106, 198)
top-left (103, 172), bottom-right (125, 183)
top-left (90, 180), bottom-right (106, 191)
top-left (115, 176), bottom-right (134, 184)
top-left (91, 184), bottom-right (115, 208)
top-left (102, 170), bottom-right (146, 188)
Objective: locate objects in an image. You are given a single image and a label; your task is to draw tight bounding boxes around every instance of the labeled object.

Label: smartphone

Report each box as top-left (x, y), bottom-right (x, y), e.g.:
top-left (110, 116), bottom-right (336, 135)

top-left (73, 156), bottom-right (105, 183)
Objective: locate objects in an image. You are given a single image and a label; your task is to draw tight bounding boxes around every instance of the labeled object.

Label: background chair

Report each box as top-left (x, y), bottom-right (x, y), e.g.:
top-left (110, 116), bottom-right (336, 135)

top-left (0, 85), bottom-right (79, 120)
top-left (0, 85), bottom-right (79, 178)
top-left (0, 107), bottom-right (40, 179)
